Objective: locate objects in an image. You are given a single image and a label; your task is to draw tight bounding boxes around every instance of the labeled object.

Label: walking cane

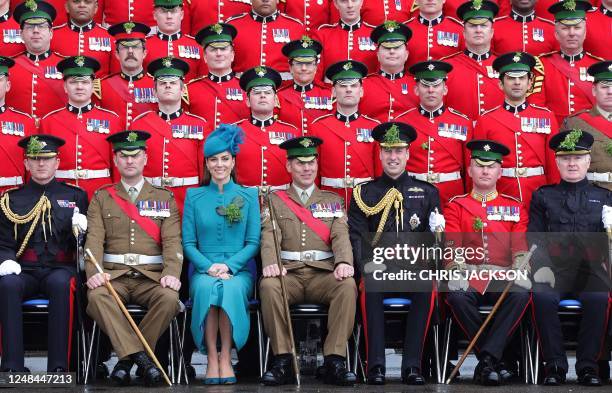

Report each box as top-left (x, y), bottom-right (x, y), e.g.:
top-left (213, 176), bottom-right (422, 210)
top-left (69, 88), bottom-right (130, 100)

top-left (265, 191), bottom-right (301, 386)
top-left (445, 244), bottom-right (537, 384)
top-left (85, 248), bottom-right (172, 387)
top-left (432, 209), bottom-right (443, 383)
top-left (72, 219), bottom-right (88, 383)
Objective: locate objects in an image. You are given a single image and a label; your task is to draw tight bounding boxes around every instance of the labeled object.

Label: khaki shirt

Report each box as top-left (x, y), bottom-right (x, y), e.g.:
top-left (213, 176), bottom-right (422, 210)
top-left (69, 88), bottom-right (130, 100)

top-left (84, 181), bottom-right (183, 281)
top-left (261, 186), bottom-right (353, 271)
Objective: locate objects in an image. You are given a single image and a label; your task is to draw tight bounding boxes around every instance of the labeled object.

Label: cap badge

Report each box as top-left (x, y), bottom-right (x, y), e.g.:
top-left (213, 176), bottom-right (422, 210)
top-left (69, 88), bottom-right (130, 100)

top-left (123, 22), bottom-right (135, 34)
top-left (127, 132), bottom-right (138, 142)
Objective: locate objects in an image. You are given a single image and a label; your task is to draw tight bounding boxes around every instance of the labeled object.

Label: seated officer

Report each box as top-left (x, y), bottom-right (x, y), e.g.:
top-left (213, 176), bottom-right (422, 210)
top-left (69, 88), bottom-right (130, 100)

top-left (259, 136), bottom-right (357, 386)
top-left (529, 130), bottom-right (611, 386)
top-left (444, 140), bottom-right (531, 386)
top-left (0, 134), bottom-right (88, 372)
top-left (85, 130), bottom-right (183, 386)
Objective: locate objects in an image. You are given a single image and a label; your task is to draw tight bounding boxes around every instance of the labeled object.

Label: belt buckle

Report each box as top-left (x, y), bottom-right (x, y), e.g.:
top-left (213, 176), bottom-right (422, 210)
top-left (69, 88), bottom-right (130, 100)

top-left (162, 177), bottom-right (174, 186)
top-left (517, 167), bottom-right (526, 177)
top-left (428, 173), bottom-right (439, 183)
top-left (259, 186), bottom-right (269, 195)
top-left (302, 251), bottom-right (314, 262)
top-left (77, 170), bottom-right (87, 179)
top-left (344, 177), bottom-right (354, 188)
top-left (124, 253), bottom-right (139, 266)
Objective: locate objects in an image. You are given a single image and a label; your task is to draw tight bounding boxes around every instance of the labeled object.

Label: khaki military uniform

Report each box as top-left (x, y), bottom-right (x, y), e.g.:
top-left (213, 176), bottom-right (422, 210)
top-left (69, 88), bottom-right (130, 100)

top-left (85, 181), bottom-right (183, 359)
top-left (259, 186), bottom-right (356, 357)
top-left (563, 107), bottom-right (612, 190)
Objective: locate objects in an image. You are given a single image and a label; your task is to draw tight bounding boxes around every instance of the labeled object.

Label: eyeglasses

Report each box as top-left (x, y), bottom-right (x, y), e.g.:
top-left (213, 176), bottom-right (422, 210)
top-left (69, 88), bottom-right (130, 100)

top-left (22, 24), bottom-right (51, 32)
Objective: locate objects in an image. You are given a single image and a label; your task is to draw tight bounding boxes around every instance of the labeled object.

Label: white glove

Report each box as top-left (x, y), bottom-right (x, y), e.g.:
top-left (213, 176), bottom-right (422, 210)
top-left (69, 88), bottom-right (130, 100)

top-left (72, 207), bottom-right (87, 233)
top-left (429, 209), bottom-right (445, 233)
top-left (602, 205), bottom-right (612, 229)
top-left (448, 278), bottom-right (468, 291)
top-left (533, 266), bottom-right (555, 288)
top-left (0, 260), bottom-right (21, 276)
top-left (514, 276), bottom-right (532, 290)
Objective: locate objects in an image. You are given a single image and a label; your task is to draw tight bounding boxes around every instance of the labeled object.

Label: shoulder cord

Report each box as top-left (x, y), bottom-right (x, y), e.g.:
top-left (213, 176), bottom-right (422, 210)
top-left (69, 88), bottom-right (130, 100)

top-left (0, 192), bottom-right (52, 258)
top-left (353, 185), bottom-right (404, 245)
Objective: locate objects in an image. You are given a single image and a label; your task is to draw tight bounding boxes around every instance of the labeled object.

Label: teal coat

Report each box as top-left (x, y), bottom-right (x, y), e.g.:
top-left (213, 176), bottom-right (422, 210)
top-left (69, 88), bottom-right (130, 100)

top-left (182, 179), bottom-right (260, 352)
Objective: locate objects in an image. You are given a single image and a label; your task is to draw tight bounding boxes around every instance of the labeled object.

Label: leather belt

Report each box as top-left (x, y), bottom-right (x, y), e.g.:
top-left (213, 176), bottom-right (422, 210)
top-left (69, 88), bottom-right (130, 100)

top-left (280, 250), bottom-right (334, 262)
top-left (587, 172), bottom-right (612, 183)
top-left (321, 176), bottom-right (372, 188)
top-left (103, 253), bottom-right (163, 266)
top-left (56, 168), bottom-right (111, 180)
top-left (501, 166), bottom-right (544, 178)
top-left (408, 171), bottom-right (461, 183)
top-left (0, 176), bottom-right (23, 186)
top-left (146, 176), bottom-right (199, 187)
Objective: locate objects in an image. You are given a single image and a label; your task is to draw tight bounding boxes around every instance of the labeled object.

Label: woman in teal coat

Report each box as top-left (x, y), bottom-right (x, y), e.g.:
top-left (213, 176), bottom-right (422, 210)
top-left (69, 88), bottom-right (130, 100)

top-left (182, 124), bottom-right (260, 384)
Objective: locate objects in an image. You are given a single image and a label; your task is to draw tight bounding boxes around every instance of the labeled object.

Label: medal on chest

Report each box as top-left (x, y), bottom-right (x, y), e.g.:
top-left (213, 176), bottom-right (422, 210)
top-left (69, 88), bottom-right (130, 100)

top-left (225, 88), bottom-right (244, 101)
top-left (56, 200), bottom-right (76, 208)
top-left (272, 29), bottom-right (290, 43)
top-left (44, 66), bottom-right (62, 79)
top-left (138, 200), bottom-right (171, 217)
top-left (579, 67), bottom-right (595, 82)
top-left (486, 205), bottom-right (520, 222)
top-left (171, 124), bottom-right (204, 140)
top-left (532, 28), bottom-right (544, 42)
top-left (86, 118), bottom-right (110, 134)
top-left (178, 45), bottom-right (201, 59)
top-left (356, 127), bottom-right (374, 142)
top-left (268, 131), bottom-right (295, 144)
top-left (133, 87), bottom-right (157, 104)
top-left (311, 202), bottom-right (343, 218)
top-left (2, 29), bottom-right (22, 43)
top-left (437, 123), bottom-right (468, 140)
top-left (437, 31), bottom-right (459, 47)
top-left (520, 117), bottom-right (552, 133)
top-left (1, 121), bottom-right (25, 136)
top-left (358, 36), bottom-right (376, 51)
top-left (486, 66), bottom-right (499, 79)
top-left (88, 36), bottom-right (111, 51)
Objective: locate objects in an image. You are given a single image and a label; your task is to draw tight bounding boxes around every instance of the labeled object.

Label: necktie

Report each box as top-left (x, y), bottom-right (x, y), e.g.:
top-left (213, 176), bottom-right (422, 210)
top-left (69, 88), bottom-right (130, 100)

top-left (300, 191), bottom-right (309, 203)
top-left (128, 187), bottom-right (138, 203)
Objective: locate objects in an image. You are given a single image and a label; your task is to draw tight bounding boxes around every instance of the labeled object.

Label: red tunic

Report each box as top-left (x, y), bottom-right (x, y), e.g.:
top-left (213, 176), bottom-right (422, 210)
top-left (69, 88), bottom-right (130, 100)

top-left (0, 106), bottom-right (36, 193)
top-left (227, 11), bottom-right (305, 74)
top-left (277, 80), bottom-right (334, 134)
top-left (0, 12), bottom-right (24, 57)
top-left (5, 51), bottom-right (67, 123)
top-left (314, 20), bottom-right (378, 81)
top-left (473, 103), bottom-right (560, 208)
top-left (309, 112), bottom-right (381, 206)
top-left (186, 0), bottom-right (251, 35)
top-left (360, 71), bottom-right (418, 122)
top-left (233, 117), bottom-right (298, 189)
top-left (101, 0), bottom-right (191, 32)
top-left (96, 71), bottom-right (157, 129)
top-left (404, 14), bottom-right (465, 68)
top-left (39, 104), bottom-right (120, 198)
top-left (130, 109), bottom-right (208, 212)
top-left (280, 0), bottom-right (332, 33)
top-left (395, 106), bottom-right (472, 205)
top-left (9, 0), bottom-right (105, 27)
top-left (443, 50), bottom-right (504, 121)
top-left (444, 191), bottom-right (528, 268)
top-left (144, 31), bottom-right (202, 82)
top-left (492, 13), bottom-right (558, 56)
top-left (584, 7), bottom-right (612, 59)
top-left (187, 73), bottom-right (249, 129)
top-left (360, 0), bottom-right (414, 25)
top-left (51, 22), bottom-right (115, 77)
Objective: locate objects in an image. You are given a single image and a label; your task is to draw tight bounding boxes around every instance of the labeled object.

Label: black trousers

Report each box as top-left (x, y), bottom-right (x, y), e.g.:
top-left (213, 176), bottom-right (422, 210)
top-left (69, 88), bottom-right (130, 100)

top-left (362, 289), bottom-right (435, 373)
top-left (532, 285), bottom-right (610, 373)
top-left (0, 268), bottom-right (74, 371)
top-left (445, 286), bottom-right (530, 362)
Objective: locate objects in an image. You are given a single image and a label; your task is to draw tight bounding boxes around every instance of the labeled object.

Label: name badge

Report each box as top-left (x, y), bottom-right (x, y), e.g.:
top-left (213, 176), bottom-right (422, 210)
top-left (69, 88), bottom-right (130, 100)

top-left (272, 29), bottom-right (290, 43)
top-left (520, 117), bottom-right (552, 134)
top-left (134, 87), bottom-right (157, 103)
top-left (311, 202), bottom-right (343, 218)
top-left (171, 124), bottom-right (204, 140)
top-left (1, 121), bottom-right (25, 136)
top-left (356, 128), bottom-right (374, 142)
top-left (437, 123), bottom-right (468, 141)
top-left (268, 131), bottom-right (294, 144)
top-left (86, 118), bottom-right (110, 134)
top-left (225, 88), bottom-right (244, 101)
top-left (138, 200), bottom-right (171, 217)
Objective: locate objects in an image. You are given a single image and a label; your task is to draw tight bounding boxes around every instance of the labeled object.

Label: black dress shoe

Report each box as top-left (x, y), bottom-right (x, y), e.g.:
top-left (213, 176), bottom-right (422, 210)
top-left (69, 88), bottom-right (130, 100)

top-left (111, 359), bottom-right (133, 386)
top-left (260, 354), bottom-right (294, 386)
top-left (474, 355), bottom-right (500, 386)
top-left (402, 367), bottom-right (425, 385)
top-left (598, 360), bottom-right (610, 384)
top-left (130, 351), bottom-right (161, 387)
top-left (50, 367), bottom-right (66, 373)
top-left (96, 362), bottom-right (109, 379)
top-left (185, 364), bottom-right (196, 380)
top-left (543, 365), bottom-right (566, 386)
top-left (497, 360), bottom-right (518, 383)
top-left (323, 356), bottom-right (356, 386)
top-left (367, 365), bottom-right (386, 385)
top-left (578, 367), bottom-right (602, 386)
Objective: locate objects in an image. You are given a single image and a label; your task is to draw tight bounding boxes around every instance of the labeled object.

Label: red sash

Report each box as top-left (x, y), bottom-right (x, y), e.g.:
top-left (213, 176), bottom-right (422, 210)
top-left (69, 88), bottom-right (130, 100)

top-left (409, 112), bottom-right (464, 165)
top-left (548, 55), bottom-right (595, 106)
top-left (13, 56), bottom-right (66, 102)
top-left (105, 76), bottom-right (134, 103)
top-left (106, 186), bottom-right (162, 245)
top-left (485, 109), bottom-right (547, 164)
top-left (242, 125), bottom-right (287, 170)
top-left (276, 191), bottom-right (331, 245)
top-left (50, 113), bottom-right (112, 167)
top-left (454, 55), bottom-right (500, 93)
top-left (199, 79), bottom-right (247, 120)
top-left (578, 111), bottom-right (612, 137)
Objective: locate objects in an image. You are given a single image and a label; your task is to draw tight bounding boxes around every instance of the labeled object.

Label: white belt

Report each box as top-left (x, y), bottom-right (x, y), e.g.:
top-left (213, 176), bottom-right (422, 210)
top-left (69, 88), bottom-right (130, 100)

top-left (56, 168), bottom-right (110, 180)
top-left (280, 250), bottom-right (334, 262)
top-left (321, 176), bottom-right (372, 188)
top-left (146, 176), bottom-right (199, 187)
top-left (0, 176), bottom-right (23, 186)
top-left (257, 184), bottom-right (290, 194)
top-left (501, 166), bottom-right (544, 178)
top-left (587, 172), bottom-right (612, 183)
top-left (408, 171), bottom-right (461, 183)
top-left (103, 253), bottom-right (163, 266)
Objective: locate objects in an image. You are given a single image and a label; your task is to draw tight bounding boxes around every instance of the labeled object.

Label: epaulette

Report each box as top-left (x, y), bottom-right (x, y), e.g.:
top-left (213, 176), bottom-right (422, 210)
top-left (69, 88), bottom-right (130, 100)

top-left (233, 118), bottom-right (248, 126)
top-left (500, 193), bottom-right (522, 203)
top-left (276, 119), bottom-right (299, 129)
top-left (363, 21), bottom-right (376, 28)
top-left (41, 106), bottom-right (65, 119)
top-left (538, 50), bottom-right (557, 58)
top-left (448, 107), bottom-right (470, 120)
top-left (93, 77), bottom-right (102, 100)
top-left (1, 186), bottom-right (22, 195)
top-left (61, 182), bottom-right (86, 192)
top-left (312, 113), bottom-right (334, 123)
top-left (585, 52), bottom-right (604, 61)
top-left (131, 110), bottom-right (153, 122)
top-left (410, 0), bottom-right (419, 12)
top-left (480, 105), bottom-right (501, 116)
top-left (405, 17), bottom-right (417, 23)
top-left (447, 16), bottom-right (464, 25)
top-left (536, 16), bottom-right (555, 25)
top-left (395, 107), bottom-right (416, 118)
top-left (99, 72), bottom-right (120, 81)
top-left (184, 111), bottom-right (207, 122)
top-left (530, 104), bottom-right (552, 112)
top-left (592, 183), bottom-right (611, 193)
top-left (94, 105), bottom-right (119, 117)
top-left (187, 75), bottom-right (207, 85)
top-left (362, 114), bottom-right (381, 124)
top-left (317, 23), bottom-right (338, 30)
top-left (94, 183), bottom-right (114, 196)
top-left (280, 13), bottom-right (303, 25)
top-left (440, 51), bottom-right (462, 60)
top-left (53, 51), bottom-right (67, 58)
top-left (7, 107), bottom-right (33, 118)
top-left (493, 16), bottom-right (509, 22)
top-left (97, 23), bottom-right (108, 31)
top-left (225, 13), bottom-right (247, 22)
top-left (448, 193), bottom-right (468, 203)
top-left (151, 184), bottom-right (174, 195)
top-left (185, 33), bottom-right (196, 39)
top-left (10, 51), bottom-right (26, 59)
top-left (364, 72), bottom-right (378, 78)
top-left (53, 23), bottom-right (68, 30)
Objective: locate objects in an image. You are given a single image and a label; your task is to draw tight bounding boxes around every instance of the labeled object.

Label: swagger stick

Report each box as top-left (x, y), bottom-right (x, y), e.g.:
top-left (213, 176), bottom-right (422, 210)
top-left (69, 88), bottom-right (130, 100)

top-left (445, 244), bottom-right (537, 384)
top-left (266, 192), bottom-right (301, 386)
top-left (85, 249), bottom-right (172, 386)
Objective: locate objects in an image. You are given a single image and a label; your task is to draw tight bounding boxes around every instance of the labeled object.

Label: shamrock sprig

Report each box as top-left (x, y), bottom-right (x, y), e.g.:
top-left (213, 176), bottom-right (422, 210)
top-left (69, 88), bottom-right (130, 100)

top-left (216, 196), bottom-right (245, 225)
